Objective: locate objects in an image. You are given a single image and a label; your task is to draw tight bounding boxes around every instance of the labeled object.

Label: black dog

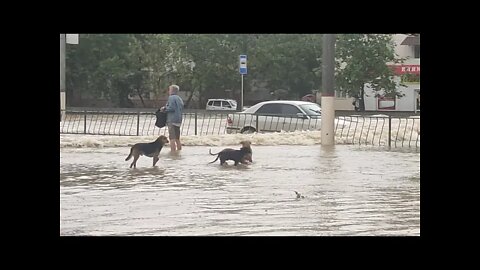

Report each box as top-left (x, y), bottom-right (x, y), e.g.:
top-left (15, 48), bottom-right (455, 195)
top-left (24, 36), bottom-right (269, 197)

top-left (209, 146), bottom-right (252, 166)
top-left (208, 147), bottom-right (251, 166)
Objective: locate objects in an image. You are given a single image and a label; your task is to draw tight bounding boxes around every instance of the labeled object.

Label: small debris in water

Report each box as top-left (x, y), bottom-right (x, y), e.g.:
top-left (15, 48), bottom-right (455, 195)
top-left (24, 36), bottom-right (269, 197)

top-left (294, 191), bottom-right (305, 199)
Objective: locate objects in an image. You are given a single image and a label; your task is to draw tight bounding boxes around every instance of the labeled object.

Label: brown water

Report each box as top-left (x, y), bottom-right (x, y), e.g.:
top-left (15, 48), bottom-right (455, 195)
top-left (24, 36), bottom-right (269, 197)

top-left (60, 145), bottom-right (420, 236)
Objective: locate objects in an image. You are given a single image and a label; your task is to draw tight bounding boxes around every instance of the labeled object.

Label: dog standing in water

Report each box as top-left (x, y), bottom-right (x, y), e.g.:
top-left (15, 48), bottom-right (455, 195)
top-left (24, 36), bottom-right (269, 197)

top-left (125, 135), bottom-right (169, 168)
top-left (209, 141), bottom-right (253, 165)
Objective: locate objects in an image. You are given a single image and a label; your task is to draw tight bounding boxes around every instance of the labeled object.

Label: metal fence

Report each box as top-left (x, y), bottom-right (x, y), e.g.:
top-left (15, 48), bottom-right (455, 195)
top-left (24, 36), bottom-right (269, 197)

top-left (60, 110), bottom-right (420, 148)
top-left (334, 115), bottom-right (420, 148)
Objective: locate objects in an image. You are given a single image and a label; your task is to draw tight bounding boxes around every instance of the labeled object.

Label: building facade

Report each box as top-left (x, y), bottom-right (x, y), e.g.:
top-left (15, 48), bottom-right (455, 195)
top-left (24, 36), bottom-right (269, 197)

top-left (334, 34), bottom-right (420, 112)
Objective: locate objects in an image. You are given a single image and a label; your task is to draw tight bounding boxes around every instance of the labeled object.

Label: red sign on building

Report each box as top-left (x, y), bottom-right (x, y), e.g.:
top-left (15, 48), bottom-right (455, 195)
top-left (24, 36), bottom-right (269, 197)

top-left (389, 65), bottom-right (420, 75)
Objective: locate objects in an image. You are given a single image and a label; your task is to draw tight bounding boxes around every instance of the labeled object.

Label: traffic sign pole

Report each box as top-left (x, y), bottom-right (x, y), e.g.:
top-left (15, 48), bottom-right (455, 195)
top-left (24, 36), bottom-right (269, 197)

top-left (241, 74), bottom-right (244, 111)
top-left (239, 55), bottom-right (247, 111)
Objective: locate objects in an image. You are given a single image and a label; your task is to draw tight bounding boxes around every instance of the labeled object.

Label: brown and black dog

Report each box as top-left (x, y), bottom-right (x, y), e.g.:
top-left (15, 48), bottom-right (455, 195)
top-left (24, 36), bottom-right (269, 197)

top-left (209, 140), bottom-right (253, 166)
top-left (125, 135), bottom-right (169, 168)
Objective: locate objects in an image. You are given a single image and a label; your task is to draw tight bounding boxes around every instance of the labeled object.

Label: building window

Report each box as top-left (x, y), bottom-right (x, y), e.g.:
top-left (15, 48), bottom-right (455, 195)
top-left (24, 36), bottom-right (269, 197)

top-left (414, 45), bottom-right (420, 58)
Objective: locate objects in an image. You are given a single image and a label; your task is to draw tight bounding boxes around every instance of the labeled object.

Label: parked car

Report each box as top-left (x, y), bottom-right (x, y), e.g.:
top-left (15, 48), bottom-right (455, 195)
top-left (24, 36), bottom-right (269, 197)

top-left (206, 99), bottom-right (237, 111)
top-left (226, 100), bottom-right (346, 134)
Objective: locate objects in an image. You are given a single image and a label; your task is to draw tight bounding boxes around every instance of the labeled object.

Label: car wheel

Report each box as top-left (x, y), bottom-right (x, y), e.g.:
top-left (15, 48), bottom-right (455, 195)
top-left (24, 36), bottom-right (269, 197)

top-left (241, 127), bottom-right (256, 134)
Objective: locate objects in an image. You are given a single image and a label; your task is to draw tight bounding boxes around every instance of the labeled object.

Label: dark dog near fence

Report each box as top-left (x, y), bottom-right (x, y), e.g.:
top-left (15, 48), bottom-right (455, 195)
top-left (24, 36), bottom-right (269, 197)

top-left (209, 141), bottom-right (253, 166)
top-left (125, 135), bottom-right (169, 168)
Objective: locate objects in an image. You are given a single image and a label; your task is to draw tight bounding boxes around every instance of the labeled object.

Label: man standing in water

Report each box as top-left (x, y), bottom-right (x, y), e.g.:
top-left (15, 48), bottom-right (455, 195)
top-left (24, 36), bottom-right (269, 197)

top-left (161, 85), bottom-right (184, 151)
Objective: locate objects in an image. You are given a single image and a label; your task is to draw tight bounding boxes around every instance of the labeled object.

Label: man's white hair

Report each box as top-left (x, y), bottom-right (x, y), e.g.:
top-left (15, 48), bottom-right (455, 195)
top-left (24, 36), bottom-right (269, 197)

top-left (169, 84), bottom-right (180, 93)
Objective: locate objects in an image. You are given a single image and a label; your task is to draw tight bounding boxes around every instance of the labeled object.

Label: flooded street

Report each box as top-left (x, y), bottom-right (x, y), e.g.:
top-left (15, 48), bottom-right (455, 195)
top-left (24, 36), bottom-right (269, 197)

top-left (60, 141), bottom-right (420, 236)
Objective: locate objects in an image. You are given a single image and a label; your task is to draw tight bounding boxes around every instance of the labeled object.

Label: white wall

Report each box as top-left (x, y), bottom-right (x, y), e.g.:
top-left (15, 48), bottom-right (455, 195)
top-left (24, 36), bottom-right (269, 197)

top-left (335, 98), bottom-right (356, 110)
top-left (392, 34), bottom-right (414, 59)
top-left (364, 83), bottom-right (419, 112)
top-left (392, 34), bottom-right (420, 65)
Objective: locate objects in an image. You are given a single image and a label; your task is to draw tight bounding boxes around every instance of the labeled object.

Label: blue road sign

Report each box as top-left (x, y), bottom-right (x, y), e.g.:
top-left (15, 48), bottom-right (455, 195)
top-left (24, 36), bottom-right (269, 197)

top-left (239, 55), bottom-right (247, 75)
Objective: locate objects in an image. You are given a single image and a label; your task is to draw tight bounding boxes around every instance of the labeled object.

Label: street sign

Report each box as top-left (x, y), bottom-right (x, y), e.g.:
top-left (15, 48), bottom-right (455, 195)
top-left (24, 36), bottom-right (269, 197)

top-left (66, 34), bottom-right (79, 44)
top-left (239, 55), bottom-right (247, 75)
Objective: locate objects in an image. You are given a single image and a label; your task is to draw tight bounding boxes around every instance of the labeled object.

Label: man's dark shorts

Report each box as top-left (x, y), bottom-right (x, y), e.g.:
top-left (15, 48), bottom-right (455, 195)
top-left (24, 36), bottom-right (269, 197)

top-left (168, 124), bottom-right (181, 139)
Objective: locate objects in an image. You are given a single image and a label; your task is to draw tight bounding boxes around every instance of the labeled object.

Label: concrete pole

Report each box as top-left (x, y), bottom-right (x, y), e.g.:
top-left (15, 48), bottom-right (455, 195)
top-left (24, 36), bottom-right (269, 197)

top-left (60, 34), bottom-right (66, 121)
top-left (321, 34), bottom-right (336, 146)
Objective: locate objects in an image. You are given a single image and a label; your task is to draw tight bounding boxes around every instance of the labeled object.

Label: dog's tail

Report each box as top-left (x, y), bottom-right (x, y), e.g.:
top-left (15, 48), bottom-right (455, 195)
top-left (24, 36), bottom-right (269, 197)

top-left (209, 149), bottom-right (221, 156)
top-left (208, 155), bottom-right (220, 164)
top-left (125, 149), bottom-right (133, 161)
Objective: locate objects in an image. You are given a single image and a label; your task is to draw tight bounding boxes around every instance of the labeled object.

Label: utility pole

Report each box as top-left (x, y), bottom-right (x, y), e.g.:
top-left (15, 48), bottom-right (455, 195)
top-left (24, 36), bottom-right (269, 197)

top-left (60, 34), bottom-right (66, 121)
top-left (60, 34), bottom-right (79, 121)
top-left (321, 34), bottom-right (336, 146)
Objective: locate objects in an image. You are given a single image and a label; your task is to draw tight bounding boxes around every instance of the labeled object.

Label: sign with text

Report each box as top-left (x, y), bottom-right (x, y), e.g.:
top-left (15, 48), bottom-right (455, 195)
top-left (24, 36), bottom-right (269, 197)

top-left (239, 55), bottom-right (247, 75)
top-left (389, 64), bottom-right (420, 75)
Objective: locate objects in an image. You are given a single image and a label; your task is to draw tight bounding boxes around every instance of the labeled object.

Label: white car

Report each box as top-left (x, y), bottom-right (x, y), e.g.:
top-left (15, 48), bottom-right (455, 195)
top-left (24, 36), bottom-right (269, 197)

top-left (226, 100), bottom-right (346, 134)
top-left (206, 99), bottom-right (237, 111)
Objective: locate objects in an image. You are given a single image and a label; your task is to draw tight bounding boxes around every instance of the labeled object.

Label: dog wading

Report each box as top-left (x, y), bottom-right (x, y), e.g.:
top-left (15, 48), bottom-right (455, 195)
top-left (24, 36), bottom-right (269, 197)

top-left (209, 141), bottom-right (253, 165)
top-left (125, 135), bottom-right (169, 168)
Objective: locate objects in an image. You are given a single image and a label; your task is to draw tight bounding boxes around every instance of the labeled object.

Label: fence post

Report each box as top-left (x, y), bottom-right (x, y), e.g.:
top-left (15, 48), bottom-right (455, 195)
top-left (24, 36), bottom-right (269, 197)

top-left (137, 111), bottom-right (140, 136)
top-left (256, 114), bottom-right (259, 132)
top-left (195, 112), bottom-right (198, 135)
top-left (84, 110), bottom-right (87, 134)
top-left (388, 115), bottom-right (392, 148)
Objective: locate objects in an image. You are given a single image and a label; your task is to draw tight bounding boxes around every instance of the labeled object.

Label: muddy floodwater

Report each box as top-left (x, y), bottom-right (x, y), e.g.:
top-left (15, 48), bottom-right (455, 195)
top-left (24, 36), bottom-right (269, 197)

top-left (60, 143), bottom-right (420, 236)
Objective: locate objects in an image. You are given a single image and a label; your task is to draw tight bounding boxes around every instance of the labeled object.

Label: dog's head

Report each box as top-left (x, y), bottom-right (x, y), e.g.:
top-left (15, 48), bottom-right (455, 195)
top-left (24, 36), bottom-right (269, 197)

top-left (243, 153), bottom-right (253, 162)
top-left (239, 140), bottom-right (251, 148)
top-left (157, 135), bottom-right (169, 145)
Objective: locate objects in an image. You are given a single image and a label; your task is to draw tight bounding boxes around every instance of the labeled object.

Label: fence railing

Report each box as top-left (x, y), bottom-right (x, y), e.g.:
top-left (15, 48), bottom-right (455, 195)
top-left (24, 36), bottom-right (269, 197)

top-left (60, 110), bottom-right (420, 148)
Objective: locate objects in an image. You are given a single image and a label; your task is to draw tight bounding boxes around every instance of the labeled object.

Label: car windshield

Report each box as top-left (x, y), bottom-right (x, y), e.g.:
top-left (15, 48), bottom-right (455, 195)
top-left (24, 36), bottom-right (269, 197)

top-left (299, 104), bottom-right (321, 117)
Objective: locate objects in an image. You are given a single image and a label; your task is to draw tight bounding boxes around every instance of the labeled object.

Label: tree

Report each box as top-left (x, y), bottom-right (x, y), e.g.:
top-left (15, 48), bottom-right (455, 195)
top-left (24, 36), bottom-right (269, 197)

top-left (335, 34), bottom-right (404, 111)
top-left (168, 34), bottom-right (247, 108)
top-left (66, 34), bottom-right (141, 107)
top-left (253, 34), bottom-right (323, 99)
top-left (65, 34), bottom-right (326, 108)
top-left (129, 34), bottom-right (178, 106)
top-left (171, 34), bottom-right (324, 106)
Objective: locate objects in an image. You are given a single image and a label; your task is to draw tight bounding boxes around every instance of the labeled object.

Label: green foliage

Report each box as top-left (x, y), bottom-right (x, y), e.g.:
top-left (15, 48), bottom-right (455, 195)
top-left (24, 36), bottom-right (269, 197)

top-left (66, 34), bottom-right (139, 106)
top-left (168, 34), bottom-right (244, 107)
top-left (401, 74), bottom-right (420, 83)
top-left (66, 34), bottom-right (326, 107)
top-left (65, 34), bottom-right (406, 109)
top-left (254, 34), bottom-right (323, 98)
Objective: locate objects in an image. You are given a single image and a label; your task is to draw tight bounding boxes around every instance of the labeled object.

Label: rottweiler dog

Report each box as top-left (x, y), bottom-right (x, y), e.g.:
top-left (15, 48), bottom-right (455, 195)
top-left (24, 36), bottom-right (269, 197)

top-left (125, 135), bottom-right (169, 168)
top-left (209, 140), bottom-right (253, 166)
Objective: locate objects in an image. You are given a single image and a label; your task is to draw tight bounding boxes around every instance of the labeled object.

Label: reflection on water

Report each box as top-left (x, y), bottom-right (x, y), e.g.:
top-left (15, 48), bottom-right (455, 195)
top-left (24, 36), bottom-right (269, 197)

top-left (60, 145), bottom-right (420, 236)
